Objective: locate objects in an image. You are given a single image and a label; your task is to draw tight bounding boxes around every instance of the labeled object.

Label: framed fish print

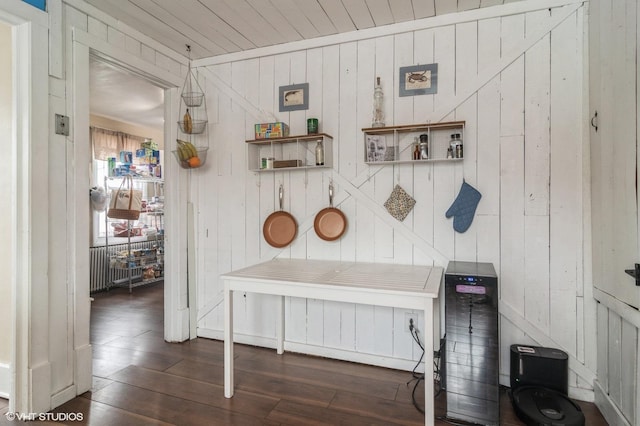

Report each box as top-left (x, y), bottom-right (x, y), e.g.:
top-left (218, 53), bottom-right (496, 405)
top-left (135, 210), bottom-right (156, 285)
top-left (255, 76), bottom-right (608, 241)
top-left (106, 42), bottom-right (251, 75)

top-left (279, 83), bottom-right (309, 111)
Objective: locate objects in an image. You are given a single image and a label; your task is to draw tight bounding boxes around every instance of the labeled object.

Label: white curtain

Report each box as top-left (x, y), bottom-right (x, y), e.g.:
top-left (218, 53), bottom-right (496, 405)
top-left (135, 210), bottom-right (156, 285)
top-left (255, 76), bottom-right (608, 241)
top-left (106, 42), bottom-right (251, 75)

top-left (91, 126), bottom-right (147, 160)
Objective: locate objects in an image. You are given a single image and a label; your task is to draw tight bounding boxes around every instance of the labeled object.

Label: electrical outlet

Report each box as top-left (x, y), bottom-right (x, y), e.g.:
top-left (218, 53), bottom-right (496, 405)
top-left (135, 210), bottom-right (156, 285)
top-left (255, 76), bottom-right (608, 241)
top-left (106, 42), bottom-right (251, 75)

top-left (405, 312), bottom-right (416, 333)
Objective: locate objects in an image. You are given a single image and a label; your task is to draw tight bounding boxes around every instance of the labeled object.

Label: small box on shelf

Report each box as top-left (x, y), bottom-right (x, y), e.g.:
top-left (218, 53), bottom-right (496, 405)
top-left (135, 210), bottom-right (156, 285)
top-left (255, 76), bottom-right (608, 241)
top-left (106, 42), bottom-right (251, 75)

top-left (254, 122), bottom-right (290, 139)
top-left (274, 159), bottom-right (303, 168)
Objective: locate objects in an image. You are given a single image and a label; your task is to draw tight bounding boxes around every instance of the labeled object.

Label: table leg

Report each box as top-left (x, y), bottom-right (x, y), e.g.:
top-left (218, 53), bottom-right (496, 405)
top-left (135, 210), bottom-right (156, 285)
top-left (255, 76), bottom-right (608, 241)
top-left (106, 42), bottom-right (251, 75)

top-left (276, 295), bottom-right (285, 354)
top-left (424, 298), bottom-right (434, 426)
top-left (224, 283), bottom-right (234, 398)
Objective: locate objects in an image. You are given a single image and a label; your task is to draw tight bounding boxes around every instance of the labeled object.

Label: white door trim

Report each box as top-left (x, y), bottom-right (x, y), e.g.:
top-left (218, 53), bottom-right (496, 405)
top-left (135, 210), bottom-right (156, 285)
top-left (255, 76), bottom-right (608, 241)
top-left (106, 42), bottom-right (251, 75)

top-left (70, 27), bottom-right (190, 354)
top-left (0, 0), bottom-right (50, 414)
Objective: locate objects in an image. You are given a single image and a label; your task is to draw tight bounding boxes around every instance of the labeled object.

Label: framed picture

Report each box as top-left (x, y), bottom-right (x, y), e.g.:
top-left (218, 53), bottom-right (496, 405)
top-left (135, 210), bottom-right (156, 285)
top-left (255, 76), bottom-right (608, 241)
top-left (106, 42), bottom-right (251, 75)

top-left (279, 83), bottom-right (309, 111)
top-left (399, 64), bottom-right (438, 97)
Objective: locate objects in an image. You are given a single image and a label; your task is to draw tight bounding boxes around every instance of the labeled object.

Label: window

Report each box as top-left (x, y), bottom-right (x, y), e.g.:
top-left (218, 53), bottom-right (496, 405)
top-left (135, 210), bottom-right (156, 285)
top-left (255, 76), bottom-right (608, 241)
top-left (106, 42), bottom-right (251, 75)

top-left (90, 127), bottom-right (164, 246)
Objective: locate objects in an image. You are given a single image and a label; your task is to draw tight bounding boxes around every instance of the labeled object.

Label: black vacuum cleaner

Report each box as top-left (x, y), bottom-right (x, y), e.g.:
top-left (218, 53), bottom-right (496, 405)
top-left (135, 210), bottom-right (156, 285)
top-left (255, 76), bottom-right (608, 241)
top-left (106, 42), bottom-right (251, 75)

top-left (510, 344), bottom-right (585, 426)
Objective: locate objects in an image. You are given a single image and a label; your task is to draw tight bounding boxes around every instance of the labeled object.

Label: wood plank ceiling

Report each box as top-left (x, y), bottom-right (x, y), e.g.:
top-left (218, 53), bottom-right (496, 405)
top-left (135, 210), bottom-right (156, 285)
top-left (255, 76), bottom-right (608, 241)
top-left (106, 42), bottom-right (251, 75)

top-left (84, 0), bottom-right (518, 61)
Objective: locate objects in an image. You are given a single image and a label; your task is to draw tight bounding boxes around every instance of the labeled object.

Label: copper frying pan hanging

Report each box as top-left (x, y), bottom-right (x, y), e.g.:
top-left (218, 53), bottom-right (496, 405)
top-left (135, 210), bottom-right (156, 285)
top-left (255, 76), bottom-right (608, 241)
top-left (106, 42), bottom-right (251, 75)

top-left (263, 185), bottom-right (298, 248)
top-left (314, 182), bottom-right (347, 241)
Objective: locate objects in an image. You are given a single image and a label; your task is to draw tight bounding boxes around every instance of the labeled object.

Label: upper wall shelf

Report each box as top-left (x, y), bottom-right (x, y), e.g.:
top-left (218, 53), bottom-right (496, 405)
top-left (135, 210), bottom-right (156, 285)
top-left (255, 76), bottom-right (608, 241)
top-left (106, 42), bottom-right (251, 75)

top-left (362, 121), bottom-right (465, 165)
top-left (246, 133), bottom-right (333, 172)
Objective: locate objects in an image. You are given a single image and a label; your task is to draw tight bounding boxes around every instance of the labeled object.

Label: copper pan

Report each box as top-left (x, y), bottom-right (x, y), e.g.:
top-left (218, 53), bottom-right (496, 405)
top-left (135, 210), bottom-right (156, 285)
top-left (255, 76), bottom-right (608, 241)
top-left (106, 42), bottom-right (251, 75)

top-left (263, 185), bottom-right (297, 248)
top-left (314, 183), bottom-right (347, 241)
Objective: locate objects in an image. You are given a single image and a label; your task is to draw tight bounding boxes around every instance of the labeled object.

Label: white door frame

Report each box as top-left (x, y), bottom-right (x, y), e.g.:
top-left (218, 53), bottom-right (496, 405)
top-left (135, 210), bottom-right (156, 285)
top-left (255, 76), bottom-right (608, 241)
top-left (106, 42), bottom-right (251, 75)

top-left (0, 0), bottom-right (49, 414)
top-left (70, 29), bottom-right (190, 355)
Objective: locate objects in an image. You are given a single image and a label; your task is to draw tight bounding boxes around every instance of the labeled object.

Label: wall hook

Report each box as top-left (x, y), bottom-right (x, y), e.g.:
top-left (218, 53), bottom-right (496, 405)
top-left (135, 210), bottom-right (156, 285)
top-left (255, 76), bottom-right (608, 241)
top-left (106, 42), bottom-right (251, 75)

top-left (624, 263), bottom-right (640, 286)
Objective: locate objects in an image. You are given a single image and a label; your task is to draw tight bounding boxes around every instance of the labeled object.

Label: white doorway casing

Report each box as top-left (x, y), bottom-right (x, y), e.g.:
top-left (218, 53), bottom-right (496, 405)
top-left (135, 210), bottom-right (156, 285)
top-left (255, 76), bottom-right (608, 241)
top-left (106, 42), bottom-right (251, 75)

top-left (64, 17), bottom-right (192, 413)
top-left (0, 0), bottom-right (49, 414)
top-left (69, 25), bottom-right (190, 371)
top-left (0, 18), bottom-right (13, 402)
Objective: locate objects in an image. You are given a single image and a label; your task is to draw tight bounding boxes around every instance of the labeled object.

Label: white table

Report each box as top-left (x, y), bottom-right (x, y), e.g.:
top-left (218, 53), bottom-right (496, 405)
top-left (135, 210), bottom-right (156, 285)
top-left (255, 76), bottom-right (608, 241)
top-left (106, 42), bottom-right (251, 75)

top-left (222, 258), bottom-right (442, 425)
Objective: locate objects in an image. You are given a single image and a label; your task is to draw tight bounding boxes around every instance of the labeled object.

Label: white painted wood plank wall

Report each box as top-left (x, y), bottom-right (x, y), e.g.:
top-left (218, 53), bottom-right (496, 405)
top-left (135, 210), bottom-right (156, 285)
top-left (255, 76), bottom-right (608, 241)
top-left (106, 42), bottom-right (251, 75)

top-left (194, 2), bottom-right (593, 391)
top-left (590, 0), bottom-right (640, 422)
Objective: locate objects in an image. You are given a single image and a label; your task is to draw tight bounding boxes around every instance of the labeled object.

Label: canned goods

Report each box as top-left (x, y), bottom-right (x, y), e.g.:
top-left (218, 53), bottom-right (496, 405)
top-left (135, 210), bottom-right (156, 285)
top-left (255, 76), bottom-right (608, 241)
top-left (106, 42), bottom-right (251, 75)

top-left (261, 157), bottom-right (275, 169)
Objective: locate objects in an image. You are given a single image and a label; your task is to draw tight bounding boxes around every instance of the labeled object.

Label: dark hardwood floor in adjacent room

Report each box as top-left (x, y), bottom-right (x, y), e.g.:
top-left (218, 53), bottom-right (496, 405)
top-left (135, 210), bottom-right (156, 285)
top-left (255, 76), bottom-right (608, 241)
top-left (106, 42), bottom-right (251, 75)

top-left (4, 283), bottom-right (607, 425)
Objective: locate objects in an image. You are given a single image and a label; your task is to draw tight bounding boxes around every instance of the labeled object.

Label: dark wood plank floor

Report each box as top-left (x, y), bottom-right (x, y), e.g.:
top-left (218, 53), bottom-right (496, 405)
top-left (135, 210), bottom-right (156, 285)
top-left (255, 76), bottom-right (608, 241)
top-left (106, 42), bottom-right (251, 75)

top-left (1, 283), bottom-right (608, 425)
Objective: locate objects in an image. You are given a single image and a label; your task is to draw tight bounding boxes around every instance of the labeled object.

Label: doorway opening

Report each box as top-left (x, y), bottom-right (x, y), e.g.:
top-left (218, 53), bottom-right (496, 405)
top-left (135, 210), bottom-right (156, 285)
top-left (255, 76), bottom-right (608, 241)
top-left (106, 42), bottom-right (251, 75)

top-left (88, 56), bottom-right (168, 372)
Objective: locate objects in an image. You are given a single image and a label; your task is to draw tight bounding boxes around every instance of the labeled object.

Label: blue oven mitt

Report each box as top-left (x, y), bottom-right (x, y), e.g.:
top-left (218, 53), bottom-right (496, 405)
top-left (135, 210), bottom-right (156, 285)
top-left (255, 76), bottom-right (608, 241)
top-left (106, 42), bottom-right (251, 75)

top-left (446, 180), bottom-right (481, 233)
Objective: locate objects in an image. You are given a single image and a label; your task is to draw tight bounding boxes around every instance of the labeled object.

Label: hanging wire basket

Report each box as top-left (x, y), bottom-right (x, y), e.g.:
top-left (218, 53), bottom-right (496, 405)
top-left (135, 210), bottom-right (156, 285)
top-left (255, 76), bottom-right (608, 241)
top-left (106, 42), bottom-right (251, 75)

top-left (177, 119), bottom-right (208, 134)
top-left (175, 45), bottom-right (210, 170)
top-left (181, 91), bottom-right (204, 107)
top-left (172, 146), bottom-right (209, 169)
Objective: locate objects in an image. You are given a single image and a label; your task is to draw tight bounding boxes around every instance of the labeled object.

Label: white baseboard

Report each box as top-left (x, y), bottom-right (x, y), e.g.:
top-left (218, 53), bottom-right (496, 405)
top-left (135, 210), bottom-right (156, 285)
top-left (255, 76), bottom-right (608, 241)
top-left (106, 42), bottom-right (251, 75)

top-left (568, 386), bottom-right (595, 402)
top-left (594, 379), bottom-right (632, 426)
top-left (284, 341), bottom-right (419, 372)
top-left (30, 362), bottom-right (51, 413)
top-left (0, 362), bottom-right (9, 399)
top-left (197, 328), bottom-right (280, 351)
top-left (74, 344), bottom-right (92, 395)
top-left (50, 385), bottom-right (76, 410)
top-left (196, 328), bottom-right (419, 372)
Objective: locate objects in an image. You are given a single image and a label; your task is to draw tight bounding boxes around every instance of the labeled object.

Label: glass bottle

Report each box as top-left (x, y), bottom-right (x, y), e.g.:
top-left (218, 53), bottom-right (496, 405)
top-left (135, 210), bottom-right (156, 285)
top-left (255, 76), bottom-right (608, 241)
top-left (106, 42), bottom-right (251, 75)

top-left (372, 77), bottom-right (385, 127)
top-left (413, 138), bottom-right (420, 160)
top-left (419, 134), bottom-right (429, 159)
top-left (450, 133), bottom-right (463, 159)
top-left (315, 140), bottom-right (324, 166)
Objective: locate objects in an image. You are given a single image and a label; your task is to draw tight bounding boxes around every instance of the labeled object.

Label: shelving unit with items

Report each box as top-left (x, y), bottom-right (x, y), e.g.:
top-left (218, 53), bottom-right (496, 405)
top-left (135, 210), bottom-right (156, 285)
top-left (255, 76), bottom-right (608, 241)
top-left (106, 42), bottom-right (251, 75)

top-left (362, 121), bottom-right (465, 165)
top-left (104, 175), bottom-right (164, 293)
top-left (246, 133), bottom-right (333, 172)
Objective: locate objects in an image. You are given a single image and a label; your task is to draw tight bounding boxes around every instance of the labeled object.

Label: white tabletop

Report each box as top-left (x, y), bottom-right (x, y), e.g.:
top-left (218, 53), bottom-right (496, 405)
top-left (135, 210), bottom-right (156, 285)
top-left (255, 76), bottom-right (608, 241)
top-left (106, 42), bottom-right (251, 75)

top-left (221, 258), bottom-right (441, 298)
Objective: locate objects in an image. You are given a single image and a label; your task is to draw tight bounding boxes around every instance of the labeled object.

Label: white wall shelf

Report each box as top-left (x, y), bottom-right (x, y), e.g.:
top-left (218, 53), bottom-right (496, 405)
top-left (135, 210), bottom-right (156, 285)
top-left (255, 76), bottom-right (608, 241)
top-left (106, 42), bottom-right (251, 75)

top-left (362, 121), bottom-right (465, 165)
top-left (246, 133), bottom-right (333, 172)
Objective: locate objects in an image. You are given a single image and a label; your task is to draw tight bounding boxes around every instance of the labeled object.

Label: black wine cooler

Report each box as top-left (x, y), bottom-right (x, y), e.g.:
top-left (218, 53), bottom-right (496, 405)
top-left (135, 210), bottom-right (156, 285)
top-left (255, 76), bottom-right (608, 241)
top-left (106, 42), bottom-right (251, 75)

top-left (443, 261), bottom-right (499, 425)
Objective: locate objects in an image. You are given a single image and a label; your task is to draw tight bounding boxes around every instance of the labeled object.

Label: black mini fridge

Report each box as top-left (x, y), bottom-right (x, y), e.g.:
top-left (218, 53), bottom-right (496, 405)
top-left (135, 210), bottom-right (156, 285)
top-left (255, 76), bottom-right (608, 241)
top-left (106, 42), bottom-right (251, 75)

top-left (443, 261), bottom-right (499, 425)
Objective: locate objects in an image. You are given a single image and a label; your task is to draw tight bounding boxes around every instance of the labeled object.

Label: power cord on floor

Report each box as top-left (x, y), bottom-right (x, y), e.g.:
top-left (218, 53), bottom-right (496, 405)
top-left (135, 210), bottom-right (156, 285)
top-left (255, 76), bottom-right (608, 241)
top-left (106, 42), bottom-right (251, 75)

top-left (406, 320), bottom-right (445, 414)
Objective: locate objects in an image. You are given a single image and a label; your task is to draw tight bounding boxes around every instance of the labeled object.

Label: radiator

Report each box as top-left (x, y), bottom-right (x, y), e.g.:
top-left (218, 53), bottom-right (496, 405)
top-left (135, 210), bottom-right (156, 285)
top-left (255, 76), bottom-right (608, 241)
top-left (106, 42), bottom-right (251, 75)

top-left (90, 240), bottom-right (160, 293)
